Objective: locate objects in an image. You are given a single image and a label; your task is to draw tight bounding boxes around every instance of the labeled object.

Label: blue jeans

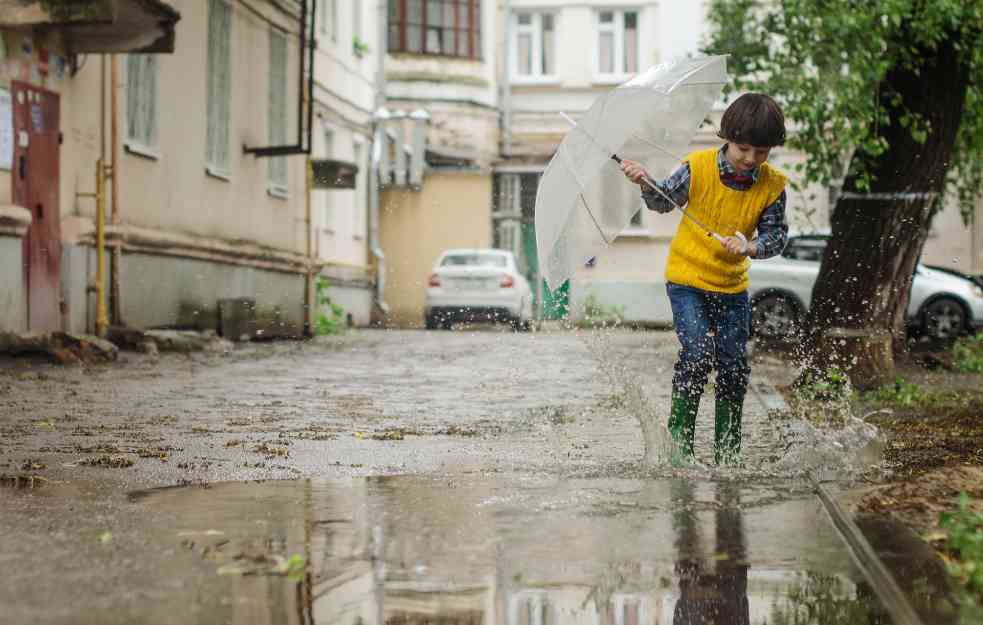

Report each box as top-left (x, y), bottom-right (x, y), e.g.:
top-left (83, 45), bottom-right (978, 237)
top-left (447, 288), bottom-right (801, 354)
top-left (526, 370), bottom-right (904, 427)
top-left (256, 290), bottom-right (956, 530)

top-left (666, 282), bottom-right (751, 402)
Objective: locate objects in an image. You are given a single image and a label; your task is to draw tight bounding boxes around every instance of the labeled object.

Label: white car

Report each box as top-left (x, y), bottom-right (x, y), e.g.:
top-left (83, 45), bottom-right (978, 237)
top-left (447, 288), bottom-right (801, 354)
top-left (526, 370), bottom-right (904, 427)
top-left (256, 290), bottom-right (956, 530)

top-left (748, 234), bottom-right (983, 340)
top-left (424, 249), bottom-right (534, 331)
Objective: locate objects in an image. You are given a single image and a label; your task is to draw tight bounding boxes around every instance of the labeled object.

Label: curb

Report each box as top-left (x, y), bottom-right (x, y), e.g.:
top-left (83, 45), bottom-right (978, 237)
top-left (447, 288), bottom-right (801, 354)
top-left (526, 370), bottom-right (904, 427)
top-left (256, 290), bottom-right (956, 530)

top-left (750, 377), bottom-right (925, 625)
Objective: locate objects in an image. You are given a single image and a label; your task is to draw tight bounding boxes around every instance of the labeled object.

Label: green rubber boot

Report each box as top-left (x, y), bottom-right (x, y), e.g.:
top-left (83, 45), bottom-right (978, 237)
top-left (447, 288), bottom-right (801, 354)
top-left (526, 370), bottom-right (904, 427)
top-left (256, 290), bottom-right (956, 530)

top-left (668, 393), bottom-right (699, 466)
top-left (714, 398), bottom-right (743, 465)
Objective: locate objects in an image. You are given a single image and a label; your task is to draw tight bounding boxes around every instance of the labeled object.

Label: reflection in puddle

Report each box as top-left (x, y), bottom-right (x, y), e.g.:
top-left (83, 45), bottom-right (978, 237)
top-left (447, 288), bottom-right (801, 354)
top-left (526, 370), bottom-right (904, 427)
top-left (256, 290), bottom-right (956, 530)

top-left (135, 477), bottom-right (888, 624)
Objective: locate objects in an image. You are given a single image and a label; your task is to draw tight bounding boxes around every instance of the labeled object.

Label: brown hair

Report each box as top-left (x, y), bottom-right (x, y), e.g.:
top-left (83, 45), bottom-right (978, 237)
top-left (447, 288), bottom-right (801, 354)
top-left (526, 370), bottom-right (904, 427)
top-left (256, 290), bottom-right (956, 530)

top-left (718, 93), bottom-right (786, 147)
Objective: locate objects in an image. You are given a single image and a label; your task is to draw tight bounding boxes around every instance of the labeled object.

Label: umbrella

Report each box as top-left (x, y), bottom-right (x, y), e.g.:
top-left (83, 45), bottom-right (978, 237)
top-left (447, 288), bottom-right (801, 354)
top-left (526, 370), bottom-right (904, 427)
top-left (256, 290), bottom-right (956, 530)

top-left (535, 56), bottom-right (731, 291)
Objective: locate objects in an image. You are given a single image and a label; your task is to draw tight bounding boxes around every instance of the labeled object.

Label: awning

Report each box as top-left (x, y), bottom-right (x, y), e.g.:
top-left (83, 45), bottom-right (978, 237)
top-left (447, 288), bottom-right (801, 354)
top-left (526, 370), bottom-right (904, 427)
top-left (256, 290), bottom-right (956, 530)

top-left (0, 0), bottom-right (181, 54)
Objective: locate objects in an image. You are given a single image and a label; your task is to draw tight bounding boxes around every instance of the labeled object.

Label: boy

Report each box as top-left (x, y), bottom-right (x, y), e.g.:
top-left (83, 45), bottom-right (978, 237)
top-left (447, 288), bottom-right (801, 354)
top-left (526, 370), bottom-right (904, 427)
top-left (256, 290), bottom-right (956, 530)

top-left (620, 93), bottom-right (788, 465)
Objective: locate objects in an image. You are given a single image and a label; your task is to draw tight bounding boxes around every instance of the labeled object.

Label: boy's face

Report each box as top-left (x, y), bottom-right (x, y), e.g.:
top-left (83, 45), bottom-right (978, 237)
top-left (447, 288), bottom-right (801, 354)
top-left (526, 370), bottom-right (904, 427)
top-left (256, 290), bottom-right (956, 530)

top-left (726, 143), bottom-right (771, 174)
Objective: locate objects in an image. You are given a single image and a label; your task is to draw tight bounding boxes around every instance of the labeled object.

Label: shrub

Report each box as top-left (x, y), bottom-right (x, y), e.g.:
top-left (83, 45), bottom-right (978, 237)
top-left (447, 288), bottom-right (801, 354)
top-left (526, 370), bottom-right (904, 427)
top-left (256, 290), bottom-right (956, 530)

top-left (314, 277), bottom-right (345, 336)
top-left (952, 334), bottom-right (983, 374)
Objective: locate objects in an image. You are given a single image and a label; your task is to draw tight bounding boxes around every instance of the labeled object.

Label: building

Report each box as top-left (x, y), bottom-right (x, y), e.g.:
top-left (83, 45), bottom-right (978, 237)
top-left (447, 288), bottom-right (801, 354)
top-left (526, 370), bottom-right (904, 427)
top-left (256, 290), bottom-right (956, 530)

top-left (497, 0), bottom-right (834, 325)
top-left (1, 0), bottom-right (371, 339)
top-left (310, 0), bottom-right (380, 327)
top-left (376, 0), bottom-right (500, 327)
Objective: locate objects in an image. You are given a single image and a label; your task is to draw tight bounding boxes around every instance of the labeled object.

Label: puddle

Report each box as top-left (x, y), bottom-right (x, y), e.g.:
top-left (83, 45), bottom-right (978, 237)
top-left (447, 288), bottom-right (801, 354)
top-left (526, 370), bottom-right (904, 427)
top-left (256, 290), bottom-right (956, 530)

top-left (132, 475), bottom-right (896, 624)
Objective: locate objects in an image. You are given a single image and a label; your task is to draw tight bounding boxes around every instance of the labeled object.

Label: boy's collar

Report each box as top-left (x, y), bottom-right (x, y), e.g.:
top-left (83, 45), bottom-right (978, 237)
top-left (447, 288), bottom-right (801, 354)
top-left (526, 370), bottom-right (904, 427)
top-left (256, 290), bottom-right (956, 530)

top-left (718, 144), bottom-right (759, 182)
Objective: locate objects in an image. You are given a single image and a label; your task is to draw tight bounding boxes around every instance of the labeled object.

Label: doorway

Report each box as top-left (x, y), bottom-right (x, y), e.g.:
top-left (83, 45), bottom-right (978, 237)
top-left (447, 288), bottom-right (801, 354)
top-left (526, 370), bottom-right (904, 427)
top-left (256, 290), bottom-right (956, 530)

top-left (11, 82), bottom-right (61, 332)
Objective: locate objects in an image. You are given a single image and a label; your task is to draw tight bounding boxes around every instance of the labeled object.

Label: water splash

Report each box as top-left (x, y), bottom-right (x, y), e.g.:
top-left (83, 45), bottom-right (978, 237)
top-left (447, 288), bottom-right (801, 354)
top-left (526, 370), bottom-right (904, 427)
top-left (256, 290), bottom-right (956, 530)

top-left (579, 328), bottom-right (676, 467)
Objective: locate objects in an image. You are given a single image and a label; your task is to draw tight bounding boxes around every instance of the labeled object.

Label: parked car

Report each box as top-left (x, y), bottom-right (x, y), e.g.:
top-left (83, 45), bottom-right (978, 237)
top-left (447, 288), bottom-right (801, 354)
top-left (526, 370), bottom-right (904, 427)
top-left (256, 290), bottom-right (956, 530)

top-left (424, 249), bottom-right (534, 331)
top-left (748, 234), bottom-right (983, 340)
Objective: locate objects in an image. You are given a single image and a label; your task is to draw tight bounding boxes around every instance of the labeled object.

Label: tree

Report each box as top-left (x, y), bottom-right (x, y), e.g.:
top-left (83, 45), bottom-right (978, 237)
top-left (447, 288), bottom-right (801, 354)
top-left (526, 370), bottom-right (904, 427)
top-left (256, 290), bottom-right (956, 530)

top-left (705, 0), bottom-right (983, 388)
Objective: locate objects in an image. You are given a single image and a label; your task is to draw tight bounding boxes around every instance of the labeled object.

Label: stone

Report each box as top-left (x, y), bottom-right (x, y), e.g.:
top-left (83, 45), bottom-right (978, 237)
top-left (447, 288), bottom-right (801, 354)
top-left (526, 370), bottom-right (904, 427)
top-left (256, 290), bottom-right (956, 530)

top-left (144, 330), bottom-right (208, 353)
top-left (59, 333), bottom-right (119, 363)
top-left (106, 326), bottom-right (147, 350)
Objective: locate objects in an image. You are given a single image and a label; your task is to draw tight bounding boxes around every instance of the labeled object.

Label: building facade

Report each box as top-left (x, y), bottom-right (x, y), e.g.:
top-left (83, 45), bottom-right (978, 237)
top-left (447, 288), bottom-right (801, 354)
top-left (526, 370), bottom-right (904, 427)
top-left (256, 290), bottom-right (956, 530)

top-left (377, 0), bottom-right (500, 326)
top-left (311, 0), bottom-right (379, 327)
top-left (1, 1), bottom-right (361, 338)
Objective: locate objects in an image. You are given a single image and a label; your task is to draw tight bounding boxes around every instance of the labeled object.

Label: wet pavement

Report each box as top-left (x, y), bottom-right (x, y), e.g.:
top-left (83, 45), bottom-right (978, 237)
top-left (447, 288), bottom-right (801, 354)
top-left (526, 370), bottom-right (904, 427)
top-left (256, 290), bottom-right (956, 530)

top-left (0, 328), bottom-right (929, 623)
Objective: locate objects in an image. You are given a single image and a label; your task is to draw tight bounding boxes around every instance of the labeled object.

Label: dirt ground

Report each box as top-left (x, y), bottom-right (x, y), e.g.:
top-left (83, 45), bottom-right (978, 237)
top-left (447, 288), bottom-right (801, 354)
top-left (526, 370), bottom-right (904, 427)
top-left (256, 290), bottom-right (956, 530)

top-left (761, 336), bottom-right (983, 567)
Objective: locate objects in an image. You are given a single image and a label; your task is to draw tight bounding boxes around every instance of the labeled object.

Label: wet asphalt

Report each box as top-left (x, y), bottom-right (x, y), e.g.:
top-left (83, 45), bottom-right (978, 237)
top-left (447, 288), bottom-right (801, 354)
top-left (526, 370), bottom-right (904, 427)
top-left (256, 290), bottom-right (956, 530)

top-left (0, 328), bottom-right (932, 624)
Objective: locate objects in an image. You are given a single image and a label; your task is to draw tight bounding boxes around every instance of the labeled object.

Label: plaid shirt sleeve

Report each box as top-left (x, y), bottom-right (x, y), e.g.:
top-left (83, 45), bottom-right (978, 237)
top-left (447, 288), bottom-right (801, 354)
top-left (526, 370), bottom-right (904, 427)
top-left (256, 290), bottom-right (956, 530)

top-left (640, 162), bottom-right (690, 214)
top-left (750, 190), bottom-right (788, 259)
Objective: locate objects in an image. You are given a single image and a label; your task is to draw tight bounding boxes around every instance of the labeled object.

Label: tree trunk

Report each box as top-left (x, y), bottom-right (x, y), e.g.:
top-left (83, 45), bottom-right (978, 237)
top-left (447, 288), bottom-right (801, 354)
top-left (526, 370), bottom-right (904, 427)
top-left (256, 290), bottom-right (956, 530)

top-left (800, 32), bottom-right (970, 391)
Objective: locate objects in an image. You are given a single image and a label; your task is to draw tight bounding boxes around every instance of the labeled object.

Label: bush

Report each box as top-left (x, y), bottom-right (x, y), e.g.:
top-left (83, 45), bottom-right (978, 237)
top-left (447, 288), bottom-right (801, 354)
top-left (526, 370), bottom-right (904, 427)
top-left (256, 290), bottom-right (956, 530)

top-left (314, 277), bottom-right (345, 336)
top-left (952, 334), bottom-right (983, 374)
top-left (939, 493), bottom-right (983, 622)
top-left (577, 293), bottom-right (624, 329)
top-left (862, 377), bottom-right (928, 407)
top-left (794, 366), bottom-right (852, 403)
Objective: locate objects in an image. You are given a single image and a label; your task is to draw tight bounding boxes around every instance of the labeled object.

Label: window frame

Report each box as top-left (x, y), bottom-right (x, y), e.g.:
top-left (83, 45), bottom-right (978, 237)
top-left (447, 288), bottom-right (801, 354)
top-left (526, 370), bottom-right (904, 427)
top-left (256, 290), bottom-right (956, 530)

top-left (593, 8), bottom-right (640, 83)
top-left (267, 27), bottom-right (290, 199)
top-left (388, 0), bottom-right (482, 60)
top-left (352, 138), bottom-right (365, 240)
top-left (510, 11), bottom-right (557, 84)
top-left (124, 54), bottom-right (160, 159)
top-left (206, 0), bottom-right (233, 179)
top-left (320, 0), bottom-right (338, 42)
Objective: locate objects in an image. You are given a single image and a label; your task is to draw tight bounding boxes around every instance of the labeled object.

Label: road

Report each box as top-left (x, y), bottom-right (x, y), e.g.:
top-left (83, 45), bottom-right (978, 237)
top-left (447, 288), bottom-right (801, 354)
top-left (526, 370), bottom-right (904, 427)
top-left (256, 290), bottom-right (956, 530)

top-left (0, 328), bottom-right (921, 624)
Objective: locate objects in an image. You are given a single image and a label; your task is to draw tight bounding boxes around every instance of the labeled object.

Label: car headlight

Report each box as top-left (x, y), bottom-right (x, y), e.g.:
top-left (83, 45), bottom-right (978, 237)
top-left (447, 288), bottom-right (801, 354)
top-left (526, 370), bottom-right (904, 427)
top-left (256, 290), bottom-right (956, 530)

top-left (974, 284), bottom-right (983, 299)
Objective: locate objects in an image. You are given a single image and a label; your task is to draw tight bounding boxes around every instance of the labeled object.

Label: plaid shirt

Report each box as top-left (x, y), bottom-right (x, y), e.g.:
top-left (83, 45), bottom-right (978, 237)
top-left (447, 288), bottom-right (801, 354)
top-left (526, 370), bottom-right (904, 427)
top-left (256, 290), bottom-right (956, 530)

top-left (641, 145), bottom-right (788, 259)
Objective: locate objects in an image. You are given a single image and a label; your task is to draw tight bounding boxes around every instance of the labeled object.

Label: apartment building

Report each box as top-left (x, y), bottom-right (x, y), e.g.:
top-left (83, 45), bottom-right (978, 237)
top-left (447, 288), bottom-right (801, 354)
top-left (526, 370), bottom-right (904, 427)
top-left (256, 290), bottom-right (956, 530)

top-left (1, 1), bottom-right (352, 337)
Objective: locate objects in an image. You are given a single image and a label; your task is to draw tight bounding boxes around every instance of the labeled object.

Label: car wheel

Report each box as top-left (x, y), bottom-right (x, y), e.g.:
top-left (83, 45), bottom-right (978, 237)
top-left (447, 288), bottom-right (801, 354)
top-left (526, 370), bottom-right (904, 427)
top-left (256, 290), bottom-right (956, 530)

top-left (922, 297), bottom-right (966, 341)
top-left (751, 293), bottom-right (799, 339)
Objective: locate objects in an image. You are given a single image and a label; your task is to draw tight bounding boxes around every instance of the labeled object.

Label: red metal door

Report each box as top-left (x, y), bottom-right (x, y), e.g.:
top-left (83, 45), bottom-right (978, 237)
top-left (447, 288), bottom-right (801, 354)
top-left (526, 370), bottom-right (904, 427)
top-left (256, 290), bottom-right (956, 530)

top-left (12, 82), bottom-right (61, 332)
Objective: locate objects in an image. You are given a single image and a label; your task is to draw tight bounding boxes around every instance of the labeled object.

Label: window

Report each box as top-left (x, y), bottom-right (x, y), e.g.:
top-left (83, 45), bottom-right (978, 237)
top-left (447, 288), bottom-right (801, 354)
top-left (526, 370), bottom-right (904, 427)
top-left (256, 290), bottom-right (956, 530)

top-left (512, 12), bottom-right (555, 80)
top-left (268, 28), bottom-right (289, 196)
top-left (125, 55), bottom-right (158, 153)
top-left (353, 0), bottom-right (362, 41)
top-left (595, 9), bottom-right (638, 79)
top-left (352, 140), bottom-right (364, 238)
top-left (441, 253), bottom-right (507, 268)
top-left (321, 128), bottom-right (335, 231)
top-left (388, 0), bottom-right (481, 59)
top-left (320, 0), bottom-right (337, 41)
top-left (206, 0), bottom-right (232, 176)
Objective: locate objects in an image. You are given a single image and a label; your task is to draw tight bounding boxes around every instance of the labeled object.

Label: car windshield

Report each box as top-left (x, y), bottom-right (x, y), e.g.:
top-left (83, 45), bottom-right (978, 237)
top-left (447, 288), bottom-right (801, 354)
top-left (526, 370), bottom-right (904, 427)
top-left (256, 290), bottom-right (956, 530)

top-left (783, 237), bottom-right (828, 262)
top-left (440, 253), bottom-right (508, 268)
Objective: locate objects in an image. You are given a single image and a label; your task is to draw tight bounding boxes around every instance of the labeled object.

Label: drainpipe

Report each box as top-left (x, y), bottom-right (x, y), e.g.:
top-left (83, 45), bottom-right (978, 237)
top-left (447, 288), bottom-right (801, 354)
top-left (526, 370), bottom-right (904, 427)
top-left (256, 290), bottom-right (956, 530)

top-left (369, 0), bottom-right (389, 318)
top-left (304, 159), bottom-right (315, 337)
top-left (109, 54), bottom-right (122, 326)
top-left (78, 159), bottom-right (108, 338)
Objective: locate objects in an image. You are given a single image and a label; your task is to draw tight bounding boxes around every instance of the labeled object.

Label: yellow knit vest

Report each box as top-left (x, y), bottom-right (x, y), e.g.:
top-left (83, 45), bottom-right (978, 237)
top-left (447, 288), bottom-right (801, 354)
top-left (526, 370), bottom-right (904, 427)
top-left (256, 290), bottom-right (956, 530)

top-left (664, 148), bottom-right (787, 293)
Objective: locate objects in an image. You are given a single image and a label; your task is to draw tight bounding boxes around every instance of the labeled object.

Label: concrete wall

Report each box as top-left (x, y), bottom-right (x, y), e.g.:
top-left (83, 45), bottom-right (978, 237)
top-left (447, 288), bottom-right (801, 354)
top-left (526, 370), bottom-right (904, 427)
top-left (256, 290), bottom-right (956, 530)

top-left (119, 252), bottom-right (304, 334)
top-left (379, 171), bottom-right (493, 326)
top-left (922, 196), bottom-right (983, 274)
top-left (0, 237), bottom-right (26, 332)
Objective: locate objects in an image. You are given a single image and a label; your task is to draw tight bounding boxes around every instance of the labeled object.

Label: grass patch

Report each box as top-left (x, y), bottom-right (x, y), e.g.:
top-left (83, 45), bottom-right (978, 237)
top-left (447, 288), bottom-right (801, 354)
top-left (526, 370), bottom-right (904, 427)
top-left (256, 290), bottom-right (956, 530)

top-left (576, 293), bottom-right (624, 329)
top-left (939, 493), bottom-right (983, 623)
top-left (952, 334), bottom-right (983, 374)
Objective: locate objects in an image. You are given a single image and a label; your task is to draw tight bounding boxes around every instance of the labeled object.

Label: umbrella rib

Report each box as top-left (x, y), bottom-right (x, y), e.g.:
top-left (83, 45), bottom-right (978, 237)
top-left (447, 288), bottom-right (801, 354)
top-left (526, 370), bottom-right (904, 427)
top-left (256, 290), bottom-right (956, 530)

top-left (578, 192), bottom-right (612, 245)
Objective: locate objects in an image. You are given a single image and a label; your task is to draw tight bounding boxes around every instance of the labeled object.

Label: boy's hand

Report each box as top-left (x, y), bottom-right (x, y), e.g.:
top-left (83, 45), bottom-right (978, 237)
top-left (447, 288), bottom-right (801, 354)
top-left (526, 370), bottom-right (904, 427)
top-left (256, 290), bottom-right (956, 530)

top-left (721, 234), bottom-right (756, 257)
top-left (620, 159), bottom-right (653, 192)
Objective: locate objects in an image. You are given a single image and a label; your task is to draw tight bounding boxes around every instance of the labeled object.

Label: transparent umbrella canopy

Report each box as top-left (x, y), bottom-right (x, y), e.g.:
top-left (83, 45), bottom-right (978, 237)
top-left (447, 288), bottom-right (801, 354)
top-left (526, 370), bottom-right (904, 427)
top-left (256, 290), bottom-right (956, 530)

top-left (534, 56), bottom-right (730, 292)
